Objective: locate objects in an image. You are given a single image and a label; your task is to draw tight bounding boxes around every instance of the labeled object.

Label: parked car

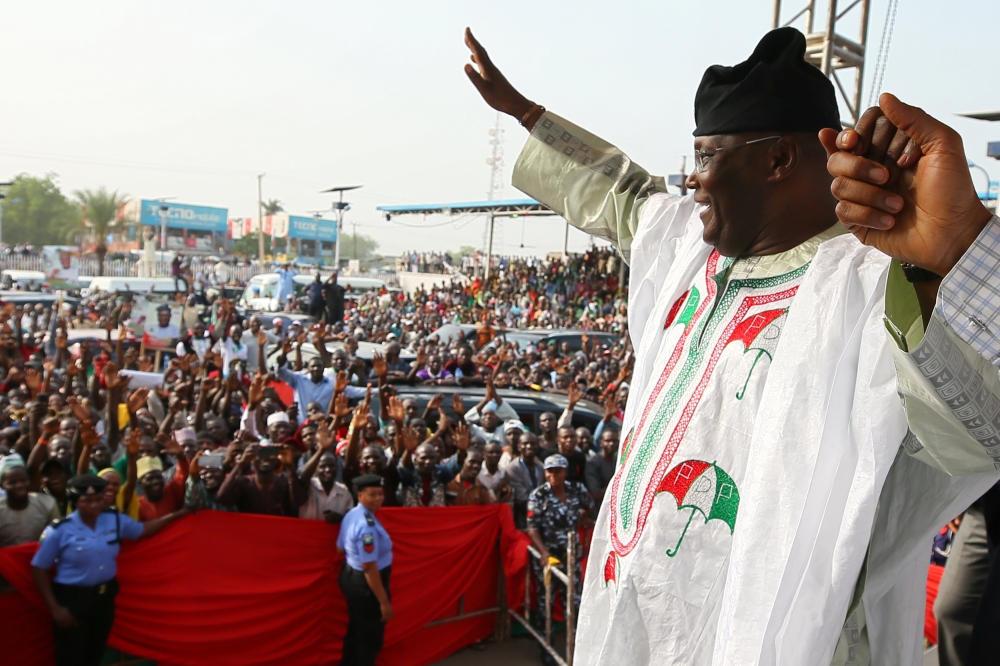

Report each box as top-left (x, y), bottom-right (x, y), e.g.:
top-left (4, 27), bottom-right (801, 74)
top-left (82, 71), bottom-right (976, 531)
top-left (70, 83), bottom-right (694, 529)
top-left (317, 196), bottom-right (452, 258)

top-left (0, 291), bottom-right (81, 310)
top-left (84, 276), bottom-right (188, 297)
top-left (239, 273), bottom-right (390, 312)
top-left (0, 269), bottom-right (47, 291)
top-left (372, 385), bottom-right (609, 434)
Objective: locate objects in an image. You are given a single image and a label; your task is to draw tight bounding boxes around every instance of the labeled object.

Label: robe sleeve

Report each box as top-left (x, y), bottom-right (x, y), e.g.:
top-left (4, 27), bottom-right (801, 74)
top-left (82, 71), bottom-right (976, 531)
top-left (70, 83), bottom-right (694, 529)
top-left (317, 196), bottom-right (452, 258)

top-left (511, 112), bottom-right (666, 264)
top-left (886, 215), bottom-right (1000, 474)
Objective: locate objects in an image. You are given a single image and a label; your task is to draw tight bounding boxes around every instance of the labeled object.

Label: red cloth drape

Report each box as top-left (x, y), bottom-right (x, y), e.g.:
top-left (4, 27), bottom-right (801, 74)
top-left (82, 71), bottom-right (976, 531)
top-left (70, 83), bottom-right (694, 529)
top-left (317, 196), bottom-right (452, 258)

top-left (0, 504), bottom-right (532, 666)
top-left (925, 562), bottom-right (945, 645)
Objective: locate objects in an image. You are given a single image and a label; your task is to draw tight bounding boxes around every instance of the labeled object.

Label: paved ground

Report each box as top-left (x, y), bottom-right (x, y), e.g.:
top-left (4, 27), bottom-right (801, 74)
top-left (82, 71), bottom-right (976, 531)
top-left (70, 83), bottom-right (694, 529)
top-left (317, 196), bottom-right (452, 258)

top-left (433, 638), bottom-right (941, 665)
top-left (432, 636), bottom-right (542, 665)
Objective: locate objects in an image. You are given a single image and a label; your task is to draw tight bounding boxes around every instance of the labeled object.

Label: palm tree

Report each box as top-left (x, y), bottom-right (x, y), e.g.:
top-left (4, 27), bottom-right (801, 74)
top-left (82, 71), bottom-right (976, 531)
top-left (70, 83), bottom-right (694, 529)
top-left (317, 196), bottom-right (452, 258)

top-left (263, 198), bottom-right (284, 215)
top-left (74, 187), bottom-right (126, 276)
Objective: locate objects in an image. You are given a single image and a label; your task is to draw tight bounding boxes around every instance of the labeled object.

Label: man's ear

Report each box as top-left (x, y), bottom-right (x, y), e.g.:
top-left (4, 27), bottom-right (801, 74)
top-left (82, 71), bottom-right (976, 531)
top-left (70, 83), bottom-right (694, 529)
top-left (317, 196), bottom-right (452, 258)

top-left (768, 137), bottom-right (799, 183)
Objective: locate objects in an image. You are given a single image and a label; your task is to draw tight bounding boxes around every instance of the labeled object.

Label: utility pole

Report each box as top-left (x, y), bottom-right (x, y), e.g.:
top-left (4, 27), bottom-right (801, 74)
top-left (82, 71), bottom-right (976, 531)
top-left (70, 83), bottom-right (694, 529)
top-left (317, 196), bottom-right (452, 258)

top-left (351, 221), bottom-right (358, 260)
top-left (257, 173), bottom-right (265, 269)
top-left (772, 0), bottom-right (872, 126)
top-left (320, 185), bottom-right (362, 270)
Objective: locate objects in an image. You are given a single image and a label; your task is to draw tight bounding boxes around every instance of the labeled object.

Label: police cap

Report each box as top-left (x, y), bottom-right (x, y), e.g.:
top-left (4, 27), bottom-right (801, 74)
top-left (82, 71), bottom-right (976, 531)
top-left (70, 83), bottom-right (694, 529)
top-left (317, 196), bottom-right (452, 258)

top-left (352, 474), bottom-right (383, 491)
top-left (69, 473), bottom-right (109, 497)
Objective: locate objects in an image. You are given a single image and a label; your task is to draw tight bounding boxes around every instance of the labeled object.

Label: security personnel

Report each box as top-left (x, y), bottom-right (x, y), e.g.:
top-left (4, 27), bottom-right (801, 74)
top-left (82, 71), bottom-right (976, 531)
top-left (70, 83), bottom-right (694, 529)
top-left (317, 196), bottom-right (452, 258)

top-left (337, 474), bottom-right (393, 666)
top-left (30, 474), bottom-right (188, 666)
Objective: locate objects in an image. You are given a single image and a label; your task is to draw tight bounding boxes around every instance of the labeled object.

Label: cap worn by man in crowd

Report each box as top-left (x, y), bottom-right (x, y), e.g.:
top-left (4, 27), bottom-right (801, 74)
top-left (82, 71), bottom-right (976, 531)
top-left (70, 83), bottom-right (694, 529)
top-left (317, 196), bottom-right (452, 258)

top-left (693, 27), bottom-right (841, 137)
top-left (69, 474), bottom-right (109, 496)
top-left (266, 412), bottom-right (290, 427)
top-left (136, 457), bottom-right (164, 480)
top-left (175, 427), bottom-right (197, 444)
top-left (386, 332), bottom-right (398, 341)
top-left (0, 453), bottom-right (25, 477)
top-left (156, 304), bottom-right (171, 313)
top-left (352, 474), bottom-right (383, 491)
top-left (544, 454), bottom-right (568, 470)
top-left (504, 420), bottom-right (525, 433)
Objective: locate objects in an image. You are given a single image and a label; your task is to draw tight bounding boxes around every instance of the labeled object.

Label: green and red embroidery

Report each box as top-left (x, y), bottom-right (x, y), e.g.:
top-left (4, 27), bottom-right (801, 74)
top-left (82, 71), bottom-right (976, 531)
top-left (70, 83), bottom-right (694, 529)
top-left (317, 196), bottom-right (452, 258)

top-left (658, 460), bottom-right (739, 556)
top-left (607, 252), bottom-right (805, 560)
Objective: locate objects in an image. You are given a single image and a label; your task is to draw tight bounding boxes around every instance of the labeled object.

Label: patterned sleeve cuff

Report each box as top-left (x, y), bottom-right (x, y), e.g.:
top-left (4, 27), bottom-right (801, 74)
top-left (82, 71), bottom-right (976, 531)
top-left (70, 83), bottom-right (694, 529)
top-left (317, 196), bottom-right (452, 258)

top-left (936, 214), bottom-right (1000, 367)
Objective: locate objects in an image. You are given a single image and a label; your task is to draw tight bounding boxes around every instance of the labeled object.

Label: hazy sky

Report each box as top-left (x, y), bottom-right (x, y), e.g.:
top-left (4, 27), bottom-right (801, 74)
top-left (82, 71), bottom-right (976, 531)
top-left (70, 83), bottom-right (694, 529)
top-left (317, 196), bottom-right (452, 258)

top-left (1, 0), bottom-right (998, 257)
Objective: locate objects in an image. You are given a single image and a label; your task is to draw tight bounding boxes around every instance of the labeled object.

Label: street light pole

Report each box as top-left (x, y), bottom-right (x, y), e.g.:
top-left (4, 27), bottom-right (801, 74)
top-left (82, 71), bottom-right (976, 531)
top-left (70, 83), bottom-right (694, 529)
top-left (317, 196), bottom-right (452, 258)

top-left (320, 185), bottom-right (362, 270)
top-left (257, 173), bottom-right (265, 269)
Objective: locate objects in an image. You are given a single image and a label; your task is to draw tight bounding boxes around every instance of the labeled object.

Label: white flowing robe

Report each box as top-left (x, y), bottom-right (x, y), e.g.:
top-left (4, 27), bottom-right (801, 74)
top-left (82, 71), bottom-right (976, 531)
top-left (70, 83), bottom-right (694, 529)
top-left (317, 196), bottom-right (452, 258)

top-left (512, 111), bottom-right (1000, 666)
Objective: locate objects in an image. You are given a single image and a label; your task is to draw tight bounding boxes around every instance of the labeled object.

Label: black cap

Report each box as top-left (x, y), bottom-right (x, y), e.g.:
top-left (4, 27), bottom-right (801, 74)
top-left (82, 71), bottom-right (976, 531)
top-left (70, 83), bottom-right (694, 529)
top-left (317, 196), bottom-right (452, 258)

top-left (352, 474), bottom-right (383, 491)
top-left (69, 474), bottom-right (108, 497)
top-left (693, 27), bottom-right (841, 137)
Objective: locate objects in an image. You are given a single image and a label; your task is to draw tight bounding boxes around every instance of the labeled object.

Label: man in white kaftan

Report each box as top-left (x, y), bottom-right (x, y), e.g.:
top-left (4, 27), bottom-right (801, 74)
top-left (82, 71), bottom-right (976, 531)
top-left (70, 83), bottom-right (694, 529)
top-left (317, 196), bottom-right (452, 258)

top-left (465, 26), bottom-right (1000, 666)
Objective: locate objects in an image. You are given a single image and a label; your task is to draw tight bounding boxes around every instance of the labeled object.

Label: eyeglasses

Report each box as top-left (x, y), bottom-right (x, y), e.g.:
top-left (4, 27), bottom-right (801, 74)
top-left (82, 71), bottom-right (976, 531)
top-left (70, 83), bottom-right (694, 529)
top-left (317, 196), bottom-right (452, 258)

top-left (694, 135), bottom-right (784, 173)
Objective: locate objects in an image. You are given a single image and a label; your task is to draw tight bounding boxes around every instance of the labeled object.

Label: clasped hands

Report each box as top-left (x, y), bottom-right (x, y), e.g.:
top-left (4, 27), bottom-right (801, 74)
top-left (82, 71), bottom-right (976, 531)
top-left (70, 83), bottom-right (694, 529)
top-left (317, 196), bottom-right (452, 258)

top-left (822, 93), bottom-right (993, 277)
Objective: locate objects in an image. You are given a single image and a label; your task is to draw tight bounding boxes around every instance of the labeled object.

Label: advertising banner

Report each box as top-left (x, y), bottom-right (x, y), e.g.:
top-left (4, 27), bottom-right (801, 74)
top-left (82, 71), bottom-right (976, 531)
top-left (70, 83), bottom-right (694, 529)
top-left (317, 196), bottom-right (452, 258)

top-left (41, 246), bottom-right (80, 287)
top-left (228, 218), bottom-right (244, 240)
top-left (287, 215), bottom-right (337, 242)
top-left (136, 200), bottom-right (228, 232)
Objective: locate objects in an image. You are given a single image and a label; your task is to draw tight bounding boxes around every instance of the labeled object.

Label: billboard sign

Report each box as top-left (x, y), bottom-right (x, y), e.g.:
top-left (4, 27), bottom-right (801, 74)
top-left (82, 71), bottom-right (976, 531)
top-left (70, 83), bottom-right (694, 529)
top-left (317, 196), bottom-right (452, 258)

top-left (136, 200), bottom-right (228, 232)
top-left (287, 215), bottom-right (337, 242)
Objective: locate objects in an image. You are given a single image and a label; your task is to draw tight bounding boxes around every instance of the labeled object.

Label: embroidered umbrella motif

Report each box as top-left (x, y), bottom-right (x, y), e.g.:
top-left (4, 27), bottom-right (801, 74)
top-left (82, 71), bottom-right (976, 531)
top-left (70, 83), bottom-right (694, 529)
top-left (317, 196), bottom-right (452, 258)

top-left (657, 460), bottom-right (740, 557)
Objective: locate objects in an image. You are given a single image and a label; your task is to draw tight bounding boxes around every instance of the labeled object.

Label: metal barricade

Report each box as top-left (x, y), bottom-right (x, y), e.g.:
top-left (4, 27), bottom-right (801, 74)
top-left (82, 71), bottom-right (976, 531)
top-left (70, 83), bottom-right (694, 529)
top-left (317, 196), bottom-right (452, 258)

top-left (507, 531), bottom-right (577, 666)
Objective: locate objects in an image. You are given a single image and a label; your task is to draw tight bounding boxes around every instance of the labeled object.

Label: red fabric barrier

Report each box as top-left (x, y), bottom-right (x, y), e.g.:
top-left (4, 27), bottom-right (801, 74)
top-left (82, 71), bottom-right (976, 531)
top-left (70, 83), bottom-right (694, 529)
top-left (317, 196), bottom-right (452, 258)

top-left (926, 562), bottom-right (944, 645)
top-left (0, 504), bottom-right (532, 666)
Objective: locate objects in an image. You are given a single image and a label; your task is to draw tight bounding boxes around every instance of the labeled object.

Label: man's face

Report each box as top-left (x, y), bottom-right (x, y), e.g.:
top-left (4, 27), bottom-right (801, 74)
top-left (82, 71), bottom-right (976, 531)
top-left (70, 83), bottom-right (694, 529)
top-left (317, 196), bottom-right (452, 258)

top-left (414, 443), bottom-right (438, 475)
top-left (403, 399), bottom-right (419, 420)
top-left (308, 358), bottom-right (325, 383)
top-left (345, 337), bottom-right (358, 354)
top-left (208, 418), bottom-right (228, 443)
top-left (255, 451), bottom-right (277, 474)
top-left (688, 133), bottom-right (783, 257)
top-left (301, 424), bottom-right (318, 450)
top-left (360, 446), bottom-right (386, 474)
top-left (268, 422), bottom-right (292, 444)
top-left (520, 435), bottom-right (539, 461)
top-left (505, 427), bottom-right (522, 451)
top-left (230, 325), bottom-right (242, 343)
top-left (193, 322), bottom-right (205, 338)
top-left (317, 453), bottom-right (337, 484)
top-left (539, 413), bottom-right (556, 434)
top-left (50, 438), bottom-right (73, 468)
top-left (332, 351), bottom-right (348, 372)
top-left (1, 467), bottom-right (30, 502)
top-left (42, 468), bottom-right (67, 497)
top-left (462, 451), bottom-right (483, 480)
top-left (181, 439), bottom-right (199, 461)
top-left (158, 310), bottom-right (170, 327)
top-left (249, 317), bottom-right (261, 333)
top-left (575, 427), bottom-right (593, 451)
top-left (557, 427), bottom-right (576, 454)
top-left (306, 402), bottom-right (324, 422)
top-left (428, 355), bottom-right (442, 373)
top-left (91, 444), bottom-right (112, 470)
top-left (481, 409), bottom-right (499, 431)
top-left (458, 347), bottom-right (472, 365)
top-left (544, 467), bottom-right (568, 487)
top-left (60, 418), bottom-right (79, 439)
top-left (483, 442), bottom-right (503, 470)
top-left (363, 416), bottom-right (379, 441)
top-left (201, 467), bottom-right (224, 491)
top-left (600, 430), bottom-right (620, 458)
top-left (141, 470), bottom-right (165, 501)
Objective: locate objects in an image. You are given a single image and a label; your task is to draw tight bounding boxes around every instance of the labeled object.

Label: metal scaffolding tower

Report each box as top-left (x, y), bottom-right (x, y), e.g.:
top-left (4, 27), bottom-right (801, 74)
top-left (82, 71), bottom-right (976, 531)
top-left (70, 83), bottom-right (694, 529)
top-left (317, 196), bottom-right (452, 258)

top-left (772, 0), bottom-right (872, 126)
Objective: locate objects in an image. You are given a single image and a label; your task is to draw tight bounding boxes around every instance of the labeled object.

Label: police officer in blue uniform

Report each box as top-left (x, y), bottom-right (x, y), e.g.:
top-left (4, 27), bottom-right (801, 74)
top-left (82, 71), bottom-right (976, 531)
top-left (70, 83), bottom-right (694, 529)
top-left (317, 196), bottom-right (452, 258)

top-left (337, 474), bottom-right (393, 666)
top-left (30, 474), bottom-right (189, 666)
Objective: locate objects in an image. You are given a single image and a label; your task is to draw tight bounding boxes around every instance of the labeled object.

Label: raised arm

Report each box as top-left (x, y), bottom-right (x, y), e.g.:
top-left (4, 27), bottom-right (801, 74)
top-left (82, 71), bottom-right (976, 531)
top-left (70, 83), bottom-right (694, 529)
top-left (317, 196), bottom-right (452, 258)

top-left (463, 28), bottom-right (665, 261)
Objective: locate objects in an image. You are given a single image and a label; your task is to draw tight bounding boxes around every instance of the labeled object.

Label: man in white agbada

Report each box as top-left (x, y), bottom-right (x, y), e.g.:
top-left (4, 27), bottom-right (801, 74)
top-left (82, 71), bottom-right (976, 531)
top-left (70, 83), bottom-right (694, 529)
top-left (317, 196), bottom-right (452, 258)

top-left (465, 26), bottom-right (1000, 666)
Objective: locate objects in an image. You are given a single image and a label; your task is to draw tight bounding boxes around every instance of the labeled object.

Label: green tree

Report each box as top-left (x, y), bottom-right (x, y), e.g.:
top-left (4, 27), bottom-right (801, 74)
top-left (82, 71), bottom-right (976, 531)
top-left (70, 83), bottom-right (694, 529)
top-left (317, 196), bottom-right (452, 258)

top-left (0, 173), bottom-right (80, 246)
top-left (231, 232), bottom-right (272, 259)
top-left (262, 199), bottom-right (283, 215)
top-left (74, 187), bottom-right (126, 276)
top-left (339, 232), bottom-right (379, 260)
top-left (455, 245), bottom-right (479, 258)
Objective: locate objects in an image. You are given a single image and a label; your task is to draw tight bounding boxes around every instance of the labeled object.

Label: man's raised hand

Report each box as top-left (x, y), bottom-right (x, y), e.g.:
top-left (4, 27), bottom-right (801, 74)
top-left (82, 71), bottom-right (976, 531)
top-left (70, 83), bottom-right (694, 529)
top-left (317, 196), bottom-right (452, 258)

top-left (821, 93), bottom-right (993, 276)
top-left (463, 28), bottom-right (534, 122)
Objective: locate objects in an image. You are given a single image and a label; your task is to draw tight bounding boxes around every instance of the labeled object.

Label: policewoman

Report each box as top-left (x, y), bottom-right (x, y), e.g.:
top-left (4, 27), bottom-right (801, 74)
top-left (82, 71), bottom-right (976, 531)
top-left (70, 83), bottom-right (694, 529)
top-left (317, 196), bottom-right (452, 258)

top-left (30, 474), bottom-right (188, 666)
top-left (336, 474), bottom-right (393, 666)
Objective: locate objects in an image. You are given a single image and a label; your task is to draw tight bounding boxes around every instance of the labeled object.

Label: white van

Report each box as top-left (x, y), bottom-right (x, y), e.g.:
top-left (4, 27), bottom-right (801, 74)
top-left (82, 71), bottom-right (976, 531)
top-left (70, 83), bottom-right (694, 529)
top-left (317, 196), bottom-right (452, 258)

top-left (0, 269), bottom-right (47, 291)
top-left (239, 272), bottom-right (388, 312)
top-left (84, 276), bottom-right (188, 296)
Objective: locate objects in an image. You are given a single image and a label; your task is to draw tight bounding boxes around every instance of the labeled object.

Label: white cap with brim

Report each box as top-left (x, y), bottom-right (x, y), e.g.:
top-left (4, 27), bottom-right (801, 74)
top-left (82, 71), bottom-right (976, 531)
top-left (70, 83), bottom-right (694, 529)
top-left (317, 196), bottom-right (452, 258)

top-left (266, 412), bottom-right (290, 427)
